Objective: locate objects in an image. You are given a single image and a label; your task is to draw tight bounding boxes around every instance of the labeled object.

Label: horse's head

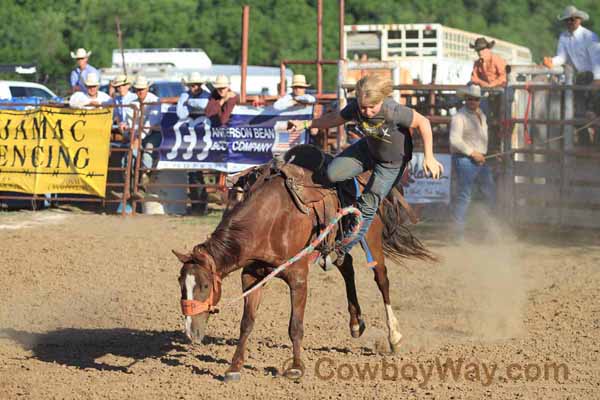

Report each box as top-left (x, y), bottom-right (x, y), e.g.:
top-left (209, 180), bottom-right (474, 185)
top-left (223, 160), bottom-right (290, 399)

top-left (173, 249), bottom-right (222, 344)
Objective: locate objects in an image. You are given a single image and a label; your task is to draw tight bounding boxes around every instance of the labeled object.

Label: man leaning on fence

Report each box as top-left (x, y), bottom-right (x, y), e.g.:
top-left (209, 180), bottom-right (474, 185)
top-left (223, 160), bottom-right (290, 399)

top-left (68, 73), bottom-right (112, 109)
top-left (450, 85), bottom-right (496, 241)
top-left (109, 75), bottom-right (137, 209)
top-left (112, 75), bottom-right (137, 138)
top-left (177, 72), bottom-right (210, 120)
top-left (205, 75), bottom-right (237, 126)
top-left (543, 5), bottom-right (600, 145)
top-left (273, 74), bottom-right (316, 110)
top-left (132, 76), bottom-right (162, 187)
top-left (177, 72), bottom-right (210, 215)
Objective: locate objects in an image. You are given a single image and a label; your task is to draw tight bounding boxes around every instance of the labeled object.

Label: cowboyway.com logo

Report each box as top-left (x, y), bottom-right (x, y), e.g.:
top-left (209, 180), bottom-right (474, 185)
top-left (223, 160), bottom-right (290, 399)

top-left (281, 357), bottom-right (569, 386)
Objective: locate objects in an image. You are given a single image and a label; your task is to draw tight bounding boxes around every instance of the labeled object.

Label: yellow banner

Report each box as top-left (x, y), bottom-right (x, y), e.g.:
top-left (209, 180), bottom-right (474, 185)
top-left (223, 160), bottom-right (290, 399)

top-left (0, 106), bottom-right (112, 197)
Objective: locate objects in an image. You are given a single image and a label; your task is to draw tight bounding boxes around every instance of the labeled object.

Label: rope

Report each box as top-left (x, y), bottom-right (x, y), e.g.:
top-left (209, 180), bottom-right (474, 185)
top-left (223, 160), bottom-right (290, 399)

top-left (485, 114), bottom-right (600, 159)
top-left (217, 206), bottom-right (363, 309)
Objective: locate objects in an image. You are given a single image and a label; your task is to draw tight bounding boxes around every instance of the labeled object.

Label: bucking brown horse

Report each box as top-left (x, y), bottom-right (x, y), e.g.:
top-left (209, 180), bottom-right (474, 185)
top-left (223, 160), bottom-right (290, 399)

top-left (173, 145), bottom-right (434, 382)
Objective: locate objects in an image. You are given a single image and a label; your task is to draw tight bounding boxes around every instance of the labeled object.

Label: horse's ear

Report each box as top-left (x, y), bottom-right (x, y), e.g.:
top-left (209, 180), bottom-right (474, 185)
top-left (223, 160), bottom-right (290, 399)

top-left (172, 250), bottom-right (193, 263)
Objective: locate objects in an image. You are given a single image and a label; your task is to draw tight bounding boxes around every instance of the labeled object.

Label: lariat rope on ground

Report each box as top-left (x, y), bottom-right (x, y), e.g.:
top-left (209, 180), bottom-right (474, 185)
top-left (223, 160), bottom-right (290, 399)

top-left (217, 206), bottom-right (363, 309)
top-left (486, 114), bottom-right (600, 159)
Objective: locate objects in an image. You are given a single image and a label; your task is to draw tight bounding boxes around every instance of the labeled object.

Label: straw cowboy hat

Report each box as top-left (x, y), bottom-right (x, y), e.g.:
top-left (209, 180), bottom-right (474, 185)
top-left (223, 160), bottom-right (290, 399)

top-left (212, 75), bottom-right (230, 89)
top-left (557, 5), bottom-right (589, 21)
top-left (343, 77), bottom-right (357, 87)
top-left (182, 72), bottom-right (205, 85)
top-left (291, 74), bottom-right (311, 88)
top-left (83, 73), bottom-right (100, 87)
top-left (457, 85), bottom-right (484, 99)
top-left (132, 75), bottom-right (152, 90)
top-left (111, 74), bottom-right (132, 87)
top-left (70, 48), bottom-right (92, 59)
top-left (469, 37), bottom-right (495, 51)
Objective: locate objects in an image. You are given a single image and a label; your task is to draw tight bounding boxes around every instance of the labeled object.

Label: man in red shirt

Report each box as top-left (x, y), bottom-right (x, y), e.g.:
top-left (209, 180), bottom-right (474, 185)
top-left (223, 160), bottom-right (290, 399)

top-left (470, 37), bottom-right (507, 88)
top-left (205, 75), bottom-right (238, 126)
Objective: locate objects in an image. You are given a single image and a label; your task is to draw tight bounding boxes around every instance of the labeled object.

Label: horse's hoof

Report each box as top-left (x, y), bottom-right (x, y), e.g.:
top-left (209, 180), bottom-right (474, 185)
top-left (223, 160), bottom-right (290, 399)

top-left (389, 336), bottom-right (403, 353)
top-left (283, 368), bottom-right (304, 380)
top-left (350, 319), bottom-right (366, 338)
top-left (224, 371), bottom-right (241, 382)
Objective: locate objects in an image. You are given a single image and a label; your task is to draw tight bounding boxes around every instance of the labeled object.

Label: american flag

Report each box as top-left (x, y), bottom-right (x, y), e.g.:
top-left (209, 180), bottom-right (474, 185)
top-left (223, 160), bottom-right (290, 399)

top-left (273, 120), bottom-right (307, 153)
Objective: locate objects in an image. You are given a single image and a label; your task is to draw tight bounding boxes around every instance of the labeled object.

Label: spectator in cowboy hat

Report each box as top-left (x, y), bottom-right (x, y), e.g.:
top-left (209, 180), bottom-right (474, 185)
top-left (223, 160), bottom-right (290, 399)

top-left (273, 74), bottom-right (318, 143)
top-left (273, 74), bottom-right (316, 110)
top-left (177, 72), bottom-right (210, 120)
top-left (68, 73), bottom-right (112, 109)
top-left (109, 74), bottom-right (137, 208)
top-left (469, 37), bottom-right (507, 88)
top-left (449, 84), bottom-right (495, 240)
top-left (544, 5), bottom-right (600, 144)
top-left (111, 74), bottom-right (136, 135)
top-left (543, 5), bottom-right (600, 86)
top-left (132, 75), bottom-right (162, 176)
top-left (176, 72), bottom-right (210, 215)
top-left (205, 75), bottom-right (238, 126)
top-left (69, 47), bottom-right (100, 93)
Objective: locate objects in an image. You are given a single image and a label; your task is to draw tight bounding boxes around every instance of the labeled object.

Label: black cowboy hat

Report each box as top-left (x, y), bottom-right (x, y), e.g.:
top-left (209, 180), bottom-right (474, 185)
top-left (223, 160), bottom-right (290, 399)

top-left (469, 37), bottom-right (495, 51)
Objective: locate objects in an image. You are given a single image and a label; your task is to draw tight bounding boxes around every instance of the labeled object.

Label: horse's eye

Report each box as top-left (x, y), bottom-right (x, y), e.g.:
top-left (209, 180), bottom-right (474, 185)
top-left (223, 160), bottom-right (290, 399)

top-left (203, 284), bottom-right (209, 289)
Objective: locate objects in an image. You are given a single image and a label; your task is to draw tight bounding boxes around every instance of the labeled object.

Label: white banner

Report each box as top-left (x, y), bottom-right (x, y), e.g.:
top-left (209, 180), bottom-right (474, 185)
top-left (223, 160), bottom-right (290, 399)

top-left (403, 152), bottom-right (452, 204)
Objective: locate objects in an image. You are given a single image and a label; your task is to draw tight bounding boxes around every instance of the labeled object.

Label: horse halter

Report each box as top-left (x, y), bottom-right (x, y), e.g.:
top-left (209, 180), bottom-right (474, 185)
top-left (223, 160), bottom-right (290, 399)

top-left (180, 261), bottom-right (222, 316)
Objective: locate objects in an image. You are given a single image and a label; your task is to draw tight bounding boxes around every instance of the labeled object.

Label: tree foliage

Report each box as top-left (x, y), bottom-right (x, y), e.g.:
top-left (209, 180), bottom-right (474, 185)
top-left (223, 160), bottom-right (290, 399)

top-left (1, 0), bottom-right (599, 95)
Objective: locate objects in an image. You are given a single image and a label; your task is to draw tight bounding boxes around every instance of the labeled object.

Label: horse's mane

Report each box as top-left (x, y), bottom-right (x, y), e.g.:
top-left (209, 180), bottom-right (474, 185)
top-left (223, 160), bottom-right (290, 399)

top-left (194, 178), bottom-right (266, 275)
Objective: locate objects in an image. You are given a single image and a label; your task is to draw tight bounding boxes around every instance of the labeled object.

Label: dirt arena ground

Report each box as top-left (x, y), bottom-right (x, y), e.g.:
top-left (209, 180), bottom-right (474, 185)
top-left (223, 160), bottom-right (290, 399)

top-left (0, 208), bottom-right (598, 399)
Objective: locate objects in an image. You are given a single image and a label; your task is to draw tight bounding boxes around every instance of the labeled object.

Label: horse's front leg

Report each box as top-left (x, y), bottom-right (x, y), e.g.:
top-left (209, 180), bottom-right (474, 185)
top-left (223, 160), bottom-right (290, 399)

top-left (281, 261), bottom-right (309, 380)
top-left (336, 253), bottom-right (366, 338)
top-left (224, 268), bottom-right (263, 382)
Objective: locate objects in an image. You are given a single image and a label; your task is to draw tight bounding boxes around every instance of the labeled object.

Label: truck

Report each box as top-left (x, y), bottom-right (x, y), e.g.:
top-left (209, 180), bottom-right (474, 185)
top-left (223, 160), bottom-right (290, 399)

top-left (343, 23), bottom-right (533, 84)
top-left (100, 48), bottom-right (292, 97)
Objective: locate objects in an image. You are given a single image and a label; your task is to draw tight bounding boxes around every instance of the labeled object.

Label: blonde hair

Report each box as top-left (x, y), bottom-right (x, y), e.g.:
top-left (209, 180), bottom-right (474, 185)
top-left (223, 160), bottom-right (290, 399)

top-left (355, 74), bottom-right (393, 106)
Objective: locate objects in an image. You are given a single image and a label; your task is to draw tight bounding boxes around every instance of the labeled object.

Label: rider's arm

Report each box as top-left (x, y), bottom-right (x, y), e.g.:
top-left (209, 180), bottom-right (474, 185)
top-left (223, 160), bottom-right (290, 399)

top-left (410, 110), bottom-right (444, 178)
top-left (309, 111), bottom-right (346, 130)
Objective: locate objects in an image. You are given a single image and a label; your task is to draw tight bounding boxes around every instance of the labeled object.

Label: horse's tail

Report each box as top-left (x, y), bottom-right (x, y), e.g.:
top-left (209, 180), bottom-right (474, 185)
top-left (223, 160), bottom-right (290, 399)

top-left (379, 190), bottom-right (437, 264)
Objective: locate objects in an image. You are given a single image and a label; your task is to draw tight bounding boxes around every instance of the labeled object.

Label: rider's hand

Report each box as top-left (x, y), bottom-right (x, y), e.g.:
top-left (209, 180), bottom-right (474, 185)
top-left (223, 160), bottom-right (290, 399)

top-left (287, 120), bottom-right (310, 133)
top-left (542, 57), bottom-right (553, 69)
top-left (423, 155), bottom-right (444, 179)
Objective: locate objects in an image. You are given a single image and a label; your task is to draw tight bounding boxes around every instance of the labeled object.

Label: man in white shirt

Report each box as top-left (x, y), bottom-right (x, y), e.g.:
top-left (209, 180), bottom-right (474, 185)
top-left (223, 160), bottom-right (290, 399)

top-left (273, 74), bottom-right (317, 110)
top-left (449, 85), bottom-right (496, 239)
top-left (274, 74), bottom-right (317, 142)
top-left (543, 5), bottom-right (600, 85)
top-left (68, 73), bottom-right (112, 109)
top-left (543, 5), bottom-right (600, 144)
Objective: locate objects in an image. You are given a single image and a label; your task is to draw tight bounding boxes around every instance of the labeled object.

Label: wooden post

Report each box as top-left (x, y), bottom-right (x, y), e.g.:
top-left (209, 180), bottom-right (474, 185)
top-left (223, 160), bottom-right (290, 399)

top-left (115, 17), bottom-right (127, 76)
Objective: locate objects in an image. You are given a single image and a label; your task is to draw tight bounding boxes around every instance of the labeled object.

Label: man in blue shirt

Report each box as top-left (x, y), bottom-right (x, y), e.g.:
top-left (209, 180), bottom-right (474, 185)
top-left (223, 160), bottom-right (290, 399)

top-left (177, 72), bottom-right (210, 120)
top-left (112, 74), bottom-right (137, 134)
top-left (176, 72), bottom-right (211, 215)
top-left (69, 48), bottom-right (100, 93)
